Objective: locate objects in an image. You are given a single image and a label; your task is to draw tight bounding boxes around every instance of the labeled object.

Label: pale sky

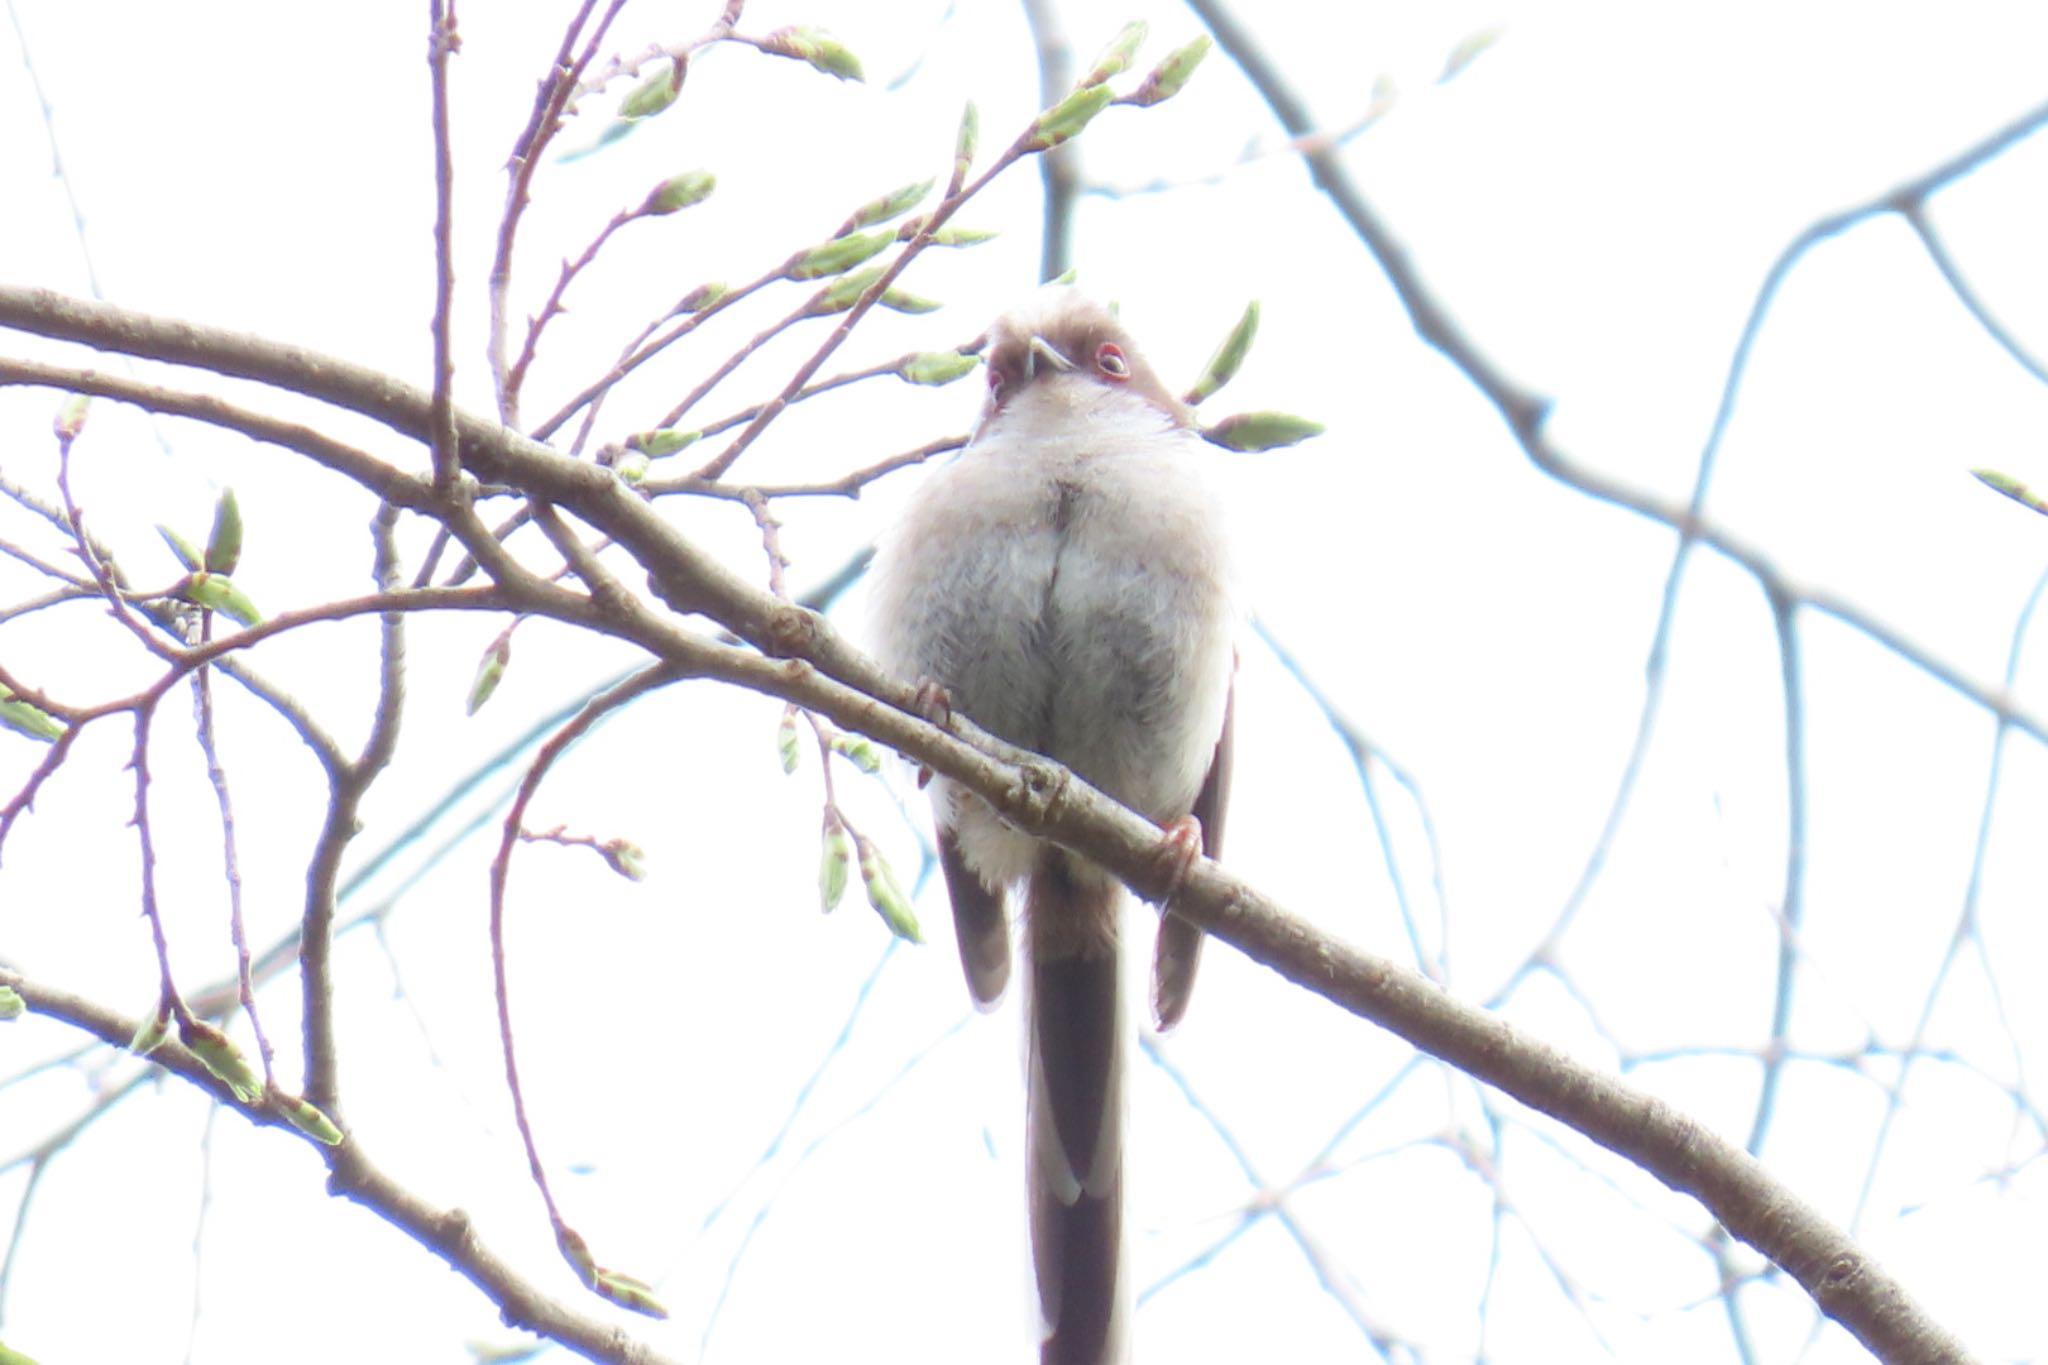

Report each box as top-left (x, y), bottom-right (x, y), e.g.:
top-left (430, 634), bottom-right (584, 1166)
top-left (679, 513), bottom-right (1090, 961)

top-left (3, 2), bottom-right (2047, 1362)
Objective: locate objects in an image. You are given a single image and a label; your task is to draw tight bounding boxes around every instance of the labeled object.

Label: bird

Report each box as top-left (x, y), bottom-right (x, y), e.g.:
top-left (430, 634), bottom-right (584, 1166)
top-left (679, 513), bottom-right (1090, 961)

top-left (868, 287), bottom-right (1238, 1365)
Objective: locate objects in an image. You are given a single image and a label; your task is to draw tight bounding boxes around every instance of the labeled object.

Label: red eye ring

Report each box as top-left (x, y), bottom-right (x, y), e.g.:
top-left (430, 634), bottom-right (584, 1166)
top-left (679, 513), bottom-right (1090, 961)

top-left (1095, 342), bottom-right (1129, 380)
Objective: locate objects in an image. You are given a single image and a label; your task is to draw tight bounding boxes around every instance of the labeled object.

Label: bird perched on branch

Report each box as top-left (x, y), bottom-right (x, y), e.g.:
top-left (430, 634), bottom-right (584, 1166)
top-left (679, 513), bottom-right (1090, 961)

top-left (870, 287), bottom-right (1237, 1365)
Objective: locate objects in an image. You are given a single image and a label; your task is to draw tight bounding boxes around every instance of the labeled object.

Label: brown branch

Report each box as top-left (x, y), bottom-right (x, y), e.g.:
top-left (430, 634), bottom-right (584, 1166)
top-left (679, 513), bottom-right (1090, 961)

top-left (641, 326), bottom-right (982, 453)
top-left (0, 723), bottom-right (80, 858)
top-left (0, 967), bottom-right (682, 1365)
top-left (190, 629), bottom-right (276, 1081)
top-left (426, 0), bottom-right (462, 491)
top-left (532, 267), bottom-right (766, 446)
top-left (504, 211), bottom-right (634, 408)
top-left (301, 513), bottom-right (419, 1114)
top-left (511, 7), bottom-right (744, 440)
top-left (652, 292), bottom-right (818, 435)
top-left (124, 707), bottom-right (173, 1005)
top-left (0, 356), bottom-right (419, 500)
top-left (682, 105), bottom-right (1061, 483)
top-left (490, 0), bottom-right (632, 424)
top-left (637, 433), bottom-right (965, 500)
top-left (52, 414), bottom-right (178, 662)
top-left (485, 663), bottom-right (681, 1288)
top-left (1, 583), bottom-right (491, 875)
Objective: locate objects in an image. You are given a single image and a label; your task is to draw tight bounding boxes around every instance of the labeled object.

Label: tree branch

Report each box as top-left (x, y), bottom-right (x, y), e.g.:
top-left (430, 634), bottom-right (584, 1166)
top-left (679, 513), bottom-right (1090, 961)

top-left (0, 968), bottom-right (683, 1365)
top-left (0, 277), bottom-right (1980, 1361)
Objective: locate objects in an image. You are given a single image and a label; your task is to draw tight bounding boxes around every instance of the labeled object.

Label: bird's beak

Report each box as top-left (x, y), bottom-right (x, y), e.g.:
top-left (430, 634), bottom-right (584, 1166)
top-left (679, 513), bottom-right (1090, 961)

top-left (1025, 334), bottom-right (1075, 381)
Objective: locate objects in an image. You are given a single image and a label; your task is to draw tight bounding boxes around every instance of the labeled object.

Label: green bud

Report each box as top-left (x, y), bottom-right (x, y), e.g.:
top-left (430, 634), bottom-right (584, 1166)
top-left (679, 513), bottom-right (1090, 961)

top-left (1201, 410), bottom-right (1326, 453)
top-left (847, 178), bottom-right (934, 230)
top-left (831, 734), bottom-right (882, 773)
top-left (759, 25), bottom-right (863, 82)
top-left (1125, 33), bottom-right (1211, 107)
top-left (0, 687), bottom-right (64, 743)
top-left (1973, 468), bottom-right (2048, 517)
top-left (1082, 20), bottom-right (1148, 88)
top-left (1441, 26), bottom-right (1503, 83)
top-left (601, 839), bottom-right (647, 882)
top-left (0, 1338), bottom-right (49, 1365)
top-left (555, 1226), bottom-right (599, 1281)
top-left (786, 230), bottom-right (893, 281)
top-left (0, 985), bottom-right (23, 1021)
top-left (1028, 83), bottom-right (1115, 152)
top-left (619, 60), bottom-right (684, 120)
top-left (626, 428), bottom-right (701, 458)
top-left (929, 225), bottom-right (998, 247)
top-left (179, 1017), bottom-right (263, 1103)
top-left (180, 572), bottom-right (261, 627)
top-left (819, 820), bottom-right (852, 912)
top-left (593, 1268), bottom-right (669, 1319)
top-left (809, 266), bottom-right (886, 316)
top-left (53, 393), bottom-right (90, 443)
top-left (954, 102), bottom-right (979, 179)
top-left (553, 1226), bottom-right (669, 1318)
top-left (467, 633), bottom-right (512, 715)
top-left (158, 524), bottom-right (204, 571)
top-left (276, 1091), bottom-right (345, 1146)
top-left (204, 487), bottom-right (243, 574)
top-left (880, 287), bottom-right (941, 315)
top-left (613, 452), bottom-right (650, 485)
top-left (777, 707), bottom-right (801, 773)
top-left (678, 282), bottom-right (727, 313)
top-left (642, 169), bottom-right (716, 216)
top-left (130, 1003), bottom-right (172, 1055)
top-left (898, 351), bottom-right (979, 387)
top-left (1185, 301), bottom-right (1260, 406)
top-left (858, 840), bottom-right (923, 943)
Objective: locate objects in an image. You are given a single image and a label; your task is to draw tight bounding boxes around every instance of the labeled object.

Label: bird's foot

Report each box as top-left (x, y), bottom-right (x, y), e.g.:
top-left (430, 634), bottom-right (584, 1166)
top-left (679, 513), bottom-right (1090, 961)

top-left (1152, 815), bottom-right (1205, 905)
top-left (909, 679), bottom-right (954, 789)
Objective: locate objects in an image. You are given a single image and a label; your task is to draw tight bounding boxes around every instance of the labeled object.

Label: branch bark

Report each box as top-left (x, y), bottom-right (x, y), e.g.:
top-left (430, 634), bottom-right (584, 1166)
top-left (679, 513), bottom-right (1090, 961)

top-left (0, 969), bottom-right (682, 1365)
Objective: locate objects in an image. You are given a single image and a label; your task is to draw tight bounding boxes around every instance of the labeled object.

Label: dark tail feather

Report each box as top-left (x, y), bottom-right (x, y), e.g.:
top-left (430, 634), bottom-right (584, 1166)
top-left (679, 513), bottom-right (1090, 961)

top-left (940, 827), bottom-right (1012, 1007)
top-left (1027, 862), bottom-right (1125, 1365)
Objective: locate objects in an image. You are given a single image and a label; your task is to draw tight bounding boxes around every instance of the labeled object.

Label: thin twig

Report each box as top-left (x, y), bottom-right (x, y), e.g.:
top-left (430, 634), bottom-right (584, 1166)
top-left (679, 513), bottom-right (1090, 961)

top-left (489, 0), bottom-right (632, 423)
top-left (485, 663), bottom-right (681, 1268)
top-left (191, 630), bottom-right (275, 1080)
top-left (426, 0), bottom-right (462, 490)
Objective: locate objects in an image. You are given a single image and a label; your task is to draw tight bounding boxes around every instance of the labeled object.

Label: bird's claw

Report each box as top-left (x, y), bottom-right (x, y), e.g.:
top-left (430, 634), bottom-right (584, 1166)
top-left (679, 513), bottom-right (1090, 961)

top-left (1152, 815), bottom-right (1204, 905)
top-left (910, 679), bottom-right (954, 789)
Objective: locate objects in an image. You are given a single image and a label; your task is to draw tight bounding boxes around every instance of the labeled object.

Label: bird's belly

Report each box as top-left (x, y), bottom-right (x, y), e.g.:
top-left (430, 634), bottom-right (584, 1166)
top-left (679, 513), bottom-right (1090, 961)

top-left (940, 512), bottom-right (1232, 823)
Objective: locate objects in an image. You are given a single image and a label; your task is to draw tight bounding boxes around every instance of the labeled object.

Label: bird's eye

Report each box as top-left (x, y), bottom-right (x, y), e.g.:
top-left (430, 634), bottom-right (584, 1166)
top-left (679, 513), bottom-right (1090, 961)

top-left (1095, 342), bottom-right (1129, 380)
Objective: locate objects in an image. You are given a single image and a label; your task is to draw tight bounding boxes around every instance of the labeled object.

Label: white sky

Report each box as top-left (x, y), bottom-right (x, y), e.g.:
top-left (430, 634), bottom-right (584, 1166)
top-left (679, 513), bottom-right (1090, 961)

top-left (3, 2), bottom-right (2048, 1362)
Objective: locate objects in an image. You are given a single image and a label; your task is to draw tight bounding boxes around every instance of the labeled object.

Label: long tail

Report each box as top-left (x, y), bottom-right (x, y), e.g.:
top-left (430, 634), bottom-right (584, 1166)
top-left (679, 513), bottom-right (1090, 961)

top-left (1026, 854), bottom-right (1126, 1365)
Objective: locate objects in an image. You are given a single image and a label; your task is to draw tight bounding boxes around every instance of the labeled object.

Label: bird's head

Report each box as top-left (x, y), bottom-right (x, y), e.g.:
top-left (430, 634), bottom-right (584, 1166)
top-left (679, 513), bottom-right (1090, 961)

top-left (976, 288), bottom-right (1189, 436)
